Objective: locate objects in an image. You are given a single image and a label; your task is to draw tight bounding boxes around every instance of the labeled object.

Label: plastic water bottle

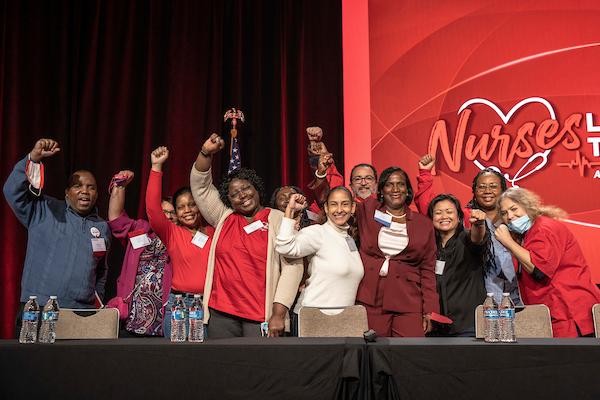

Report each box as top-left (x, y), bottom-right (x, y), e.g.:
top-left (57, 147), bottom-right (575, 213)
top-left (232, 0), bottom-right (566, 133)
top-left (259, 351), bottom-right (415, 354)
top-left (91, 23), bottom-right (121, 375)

top-left (499, 292), bottom-right (516, 342)
top-left (188, 295), bottom-right (204, 343)
top-left (170, 294), bottom-right (187, 342)
top-left (19, 296), bottom-right (39, 344)
top-left (483, 293), bottom-right (499, 343)
top-left (38, 296), bottom-right (60, 344)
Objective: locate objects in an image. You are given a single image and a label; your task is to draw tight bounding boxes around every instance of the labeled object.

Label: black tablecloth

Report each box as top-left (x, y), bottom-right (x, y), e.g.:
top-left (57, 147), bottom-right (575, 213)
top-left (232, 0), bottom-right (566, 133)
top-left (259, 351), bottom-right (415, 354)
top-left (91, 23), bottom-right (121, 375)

top-left (368, 338), bottom-right (600, 400)
top-left (0, 337), bottom-right (365, 400)
top-left (2, 337), bottom-right (600, 400)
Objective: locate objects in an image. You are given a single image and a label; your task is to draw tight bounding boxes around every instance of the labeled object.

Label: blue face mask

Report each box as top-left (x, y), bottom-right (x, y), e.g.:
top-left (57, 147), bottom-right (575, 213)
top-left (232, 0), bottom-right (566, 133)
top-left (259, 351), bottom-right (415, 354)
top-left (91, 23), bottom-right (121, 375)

top-left (507, 214), bottom-right (532, 234)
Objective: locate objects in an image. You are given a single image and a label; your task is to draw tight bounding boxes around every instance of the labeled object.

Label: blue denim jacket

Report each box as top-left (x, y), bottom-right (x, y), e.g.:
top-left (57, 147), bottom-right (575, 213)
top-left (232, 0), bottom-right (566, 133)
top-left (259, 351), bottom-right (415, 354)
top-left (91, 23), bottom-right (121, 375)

top-left (484, 219), bottom-right (522, 305)
top-left (3, 156), bottom-right (111, 308)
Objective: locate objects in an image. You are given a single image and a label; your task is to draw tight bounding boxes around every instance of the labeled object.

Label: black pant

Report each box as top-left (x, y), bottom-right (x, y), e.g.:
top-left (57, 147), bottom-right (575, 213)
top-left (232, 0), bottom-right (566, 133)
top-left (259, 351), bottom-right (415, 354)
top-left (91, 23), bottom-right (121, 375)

top-left (206, 308), bottom-right (262, 338)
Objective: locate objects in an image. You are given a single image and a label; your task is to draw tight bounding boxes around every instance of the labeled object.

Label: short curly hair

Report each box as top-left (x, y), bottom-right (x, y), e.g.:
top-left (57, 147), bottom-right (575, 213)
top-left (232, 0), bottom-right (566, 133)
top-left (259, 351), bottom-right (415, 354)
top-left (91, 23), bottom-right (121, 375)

top-left (377, 166), bottom-right (414, 206)
top-left (219, 168), bottom-right (266, 209)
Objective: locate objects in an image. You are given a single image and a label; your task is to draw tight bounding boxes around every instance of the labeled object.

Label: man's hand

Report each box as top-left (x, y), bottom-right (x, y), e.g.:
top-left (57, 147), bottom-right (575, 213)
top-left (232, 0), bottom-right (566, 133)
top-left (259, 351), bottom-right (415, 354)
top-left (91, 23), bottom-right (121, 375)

top-left (316, 153), bottom-right (334, 175)
top-left (306, 126), bottom-right (323, 142)
top-left (418, 154), bottom-right (435, 171)
top-left (202, 133), bottom-right (225, 155)
top-left (267, 303), bottom-right (288, 337)
top-left (30, 139), bottom-right (60, 162)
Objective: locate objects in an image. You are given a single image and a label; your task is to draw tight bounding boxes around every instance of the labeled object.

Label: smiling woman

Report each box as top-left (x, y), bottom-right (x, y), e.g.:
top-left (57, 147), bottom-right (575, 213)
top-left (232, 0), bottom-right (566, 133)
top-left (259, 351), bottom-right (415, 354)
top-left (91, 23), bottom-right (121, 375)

top-left (191, 134), bottom-right (303, 338)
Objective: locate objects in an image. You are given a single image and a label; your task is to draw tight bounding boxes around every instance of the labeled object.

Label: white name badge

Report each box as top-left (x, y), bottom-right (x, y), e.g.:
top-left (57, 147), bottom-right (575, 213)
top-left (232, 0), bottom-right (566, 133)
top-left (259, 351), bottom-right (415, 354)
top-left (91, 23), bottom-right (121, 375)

top-left (435, 260), bottom-right (446, 275)
top-left (374, 209), bottom-right (392, 227)
top-left (191, 231), bottom-right (209, 248)
top-left (345, 236), bottom-right (358, 252)
top-left (243, 220), bottom-right (265, 234)
top-left (306, 209), bottom-right (321, 222)
top-left (91, 238), bottom-right (107, 252)
top-left (130, 233), bottom-right (151, 249)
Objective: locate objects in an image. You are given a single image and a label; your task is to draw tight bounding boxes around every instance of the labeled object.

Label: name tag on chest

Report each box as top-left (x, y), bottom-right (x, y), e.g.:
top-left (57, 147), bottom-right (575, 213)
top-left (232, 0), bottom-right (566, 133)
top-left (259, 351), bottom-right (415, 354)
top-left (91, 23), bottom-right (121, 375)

top-left (91, 238), bottom-right (107, 253)
top-left (345, 236), bottom-right (358, 252)
top-left (435, 260), bottom-right (446, 275)
top-left (243, 220), bottom-right (266, 235)
top-left (191, 231), bottom-right (209, 248)
top-left (374, 209), bottom-right (392, 227)
top-left (129, 232), bottom-right (151, 249)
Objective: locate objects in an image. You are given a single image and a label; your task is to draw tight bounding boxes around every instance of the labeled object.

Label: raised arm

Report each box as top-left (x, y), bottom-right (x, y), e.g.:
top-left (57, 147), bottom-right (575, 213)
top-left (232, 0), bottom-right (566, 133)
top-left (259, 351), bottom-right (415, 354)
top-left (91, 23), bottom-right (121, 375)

top-left (414, 154), bottom-right (437, 215)
top-left (190, 134), bottom-right (230, 227)
top-left (3, 139), bottom-right (60, 228)
top-left (468, 208), bottom-right (487, 245)
top-left (275, 194), bottom-right (321, 258)
top-left (145, 147), bottom-right (172, 242)
top-left (108, 170), bottom-right (134, 221)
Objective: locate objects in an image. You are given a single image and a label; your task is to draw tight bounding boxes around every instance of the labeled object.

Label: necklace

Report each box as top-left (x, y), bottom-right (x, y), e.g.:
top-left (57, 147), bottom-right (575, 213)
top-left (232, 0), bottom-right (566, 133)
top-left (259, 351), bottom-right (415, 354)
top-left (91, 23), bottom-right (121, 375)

top-left (385, 209), bottom-right (406, 219)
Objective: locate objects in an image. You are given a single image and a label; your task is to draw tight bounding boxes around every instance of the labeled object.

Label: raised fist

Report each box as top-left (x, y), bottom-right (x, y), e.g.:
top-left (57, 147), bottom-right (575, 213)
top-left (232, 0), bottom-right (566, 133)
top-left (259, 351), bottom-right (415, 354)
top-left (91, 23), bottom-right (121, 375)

top-left (30, 139), bottom-right (60, 162)
top-left (151, 146), bottom-right (169, 165)
top-left (114, 170), bottom-right (135, 187)
top-left (202, 133), bottom-right (225, 155)
top-left (306, 126), bottom-right (323, 142)
top-left (317, 152), bottom-right (334, 175)
top-left (418, 154), bottom-right (435, 171)
top-left (287, 193), bottom-right (307, 213)
top-left (469, 209), bottom-right (487, 226)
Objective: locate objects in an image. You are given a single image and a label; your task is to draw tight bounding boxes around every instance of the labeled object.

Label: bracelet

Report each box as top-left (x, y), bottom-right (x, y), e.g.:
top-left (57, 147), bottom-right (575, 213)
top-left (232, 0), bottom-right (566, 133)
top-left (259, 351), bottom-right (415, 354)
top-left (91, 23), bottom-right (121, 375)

top-left (200, 149), bottom-right (210, 158)
top-left (315, 170), bottom-right (327, 179)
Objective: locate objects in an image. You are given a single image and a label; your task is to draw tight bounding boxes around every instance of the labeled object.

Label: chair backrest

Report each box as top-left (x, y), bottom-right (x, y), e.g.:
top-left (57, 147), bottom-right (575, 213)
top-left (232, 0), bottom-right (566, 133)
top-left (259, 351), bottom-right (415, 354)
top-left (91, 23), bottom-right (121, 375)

top-left (298, 305), bottom-right (368, 337)
top-left (55, 308), bottom-right (120, 339)
top-left (475, 304), bottom-right (553, 338)
top-left (592, 304), bottom-right (600, 338)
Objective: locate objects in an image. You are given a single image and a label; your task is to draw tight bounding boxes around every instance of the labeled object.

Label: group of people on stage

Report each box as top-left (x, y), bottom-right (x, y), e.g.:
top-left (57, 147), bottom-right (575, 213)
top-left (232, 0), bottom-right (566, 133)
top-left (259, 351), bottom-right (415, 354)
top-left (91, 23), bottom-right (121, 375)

top-left (4, 129), bottom-right (600, 339)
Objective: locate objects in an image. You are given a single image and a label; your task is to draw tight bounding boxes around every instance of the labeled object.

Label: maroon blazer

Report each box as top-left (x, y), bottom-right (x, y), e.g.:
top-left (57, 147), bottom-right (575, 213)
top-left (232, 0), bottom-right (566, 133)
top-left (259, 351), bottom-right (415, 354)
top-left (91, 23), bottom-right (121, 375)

top-left (356, 198), bottom-right (439, 315)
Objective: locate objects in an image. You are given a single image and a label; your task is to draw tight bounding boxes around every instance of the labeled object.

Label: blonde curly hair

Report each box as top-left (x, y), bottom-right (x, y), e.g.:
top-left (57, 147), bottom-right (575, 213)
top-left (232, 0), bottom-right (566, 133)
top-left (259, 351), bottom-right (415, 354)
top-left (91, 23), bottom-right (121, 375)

top-left (497, 187), bottom-right (567, 221)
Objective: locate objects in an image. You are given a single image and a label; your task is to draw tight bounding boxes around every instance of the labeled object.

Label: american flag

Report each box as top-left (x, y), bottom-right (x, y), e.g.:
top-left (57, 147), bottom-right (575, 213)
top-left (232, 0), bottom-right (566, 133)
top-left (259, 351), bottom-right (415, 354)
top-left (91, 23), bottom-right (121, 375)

top-left (228, 136), bottom-right (241, 174)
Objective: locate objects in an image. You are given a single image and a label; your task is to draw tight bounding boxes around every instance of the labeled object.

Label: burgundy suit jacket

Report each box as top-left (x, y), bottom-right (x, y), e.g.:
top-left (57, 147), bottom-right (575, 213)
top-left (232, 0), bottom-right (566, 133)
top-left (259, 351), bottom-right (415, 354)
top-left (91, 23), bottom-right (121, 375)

top-left (356, 197), bottom-right (439, 315)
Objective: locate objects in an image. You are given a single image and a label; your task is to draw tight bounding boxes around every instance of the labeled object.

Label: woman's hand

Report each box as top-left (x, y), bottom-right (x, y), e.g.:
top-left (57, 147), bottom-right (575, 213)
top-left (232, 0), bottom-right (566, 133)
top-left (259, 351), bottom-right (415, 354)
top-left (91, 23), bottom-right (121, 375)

top-left (114, 170), bottom-right (135, 188)
top-left (469, 209), bottom-right (487, 226)
top-left (494, 224), bottom-right (514, 246)
top-left (422, 313), bottom-right (433, 334)
top-left (202, 133), bottom-right (225, 155)
top-left (285, 193), bottom-right (307, 219)
top-left (418, 154), bottom-right (435, 171)
top-left (151, 146), bottom-right (169, 172)
top-left (316, 153), bottom-right (334, 176)
top-left (267, 303), bottom-right (288, 337)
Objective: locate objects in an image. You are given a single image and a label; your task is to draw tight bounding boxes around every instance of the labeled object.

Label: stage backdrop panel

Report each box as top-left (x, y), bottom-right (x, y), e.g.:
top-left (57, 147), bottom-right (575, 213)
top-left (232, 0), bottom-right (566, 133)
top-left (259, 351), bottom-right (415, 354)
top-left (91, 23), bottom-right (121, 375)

top-left (343, 0), bottom-right (600, 281)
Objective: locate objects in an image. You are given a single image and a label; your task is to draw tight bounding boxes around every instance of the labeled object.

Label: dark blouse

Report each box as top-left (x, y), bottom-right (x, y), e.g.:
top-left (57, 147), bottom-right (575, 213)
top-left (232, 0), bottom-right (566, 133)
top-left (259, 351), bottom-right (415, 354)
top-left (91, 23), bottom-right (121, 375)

top-left (435, 229), bottom-right (486, 335)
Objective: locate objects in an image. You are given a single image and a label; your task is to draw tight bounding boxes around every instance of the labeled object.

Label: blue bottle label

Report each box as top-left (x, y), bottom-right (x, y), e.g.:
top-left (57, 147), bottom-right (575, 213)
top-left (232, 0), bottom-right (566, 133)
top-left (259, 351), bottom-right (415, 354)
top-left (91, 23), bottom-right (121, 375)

top-left (172, 310), bottom-right (186, 321)
top-left (499, 309), bottom-right (515, 318)
top-left (484, 309), bottom-right (499, 319)
top-left (42, 311), bottom-right (59, 321)
top-left (22, 311), bottom-right (39, 321)
top-left (189, 310), bottom-right (204, 320)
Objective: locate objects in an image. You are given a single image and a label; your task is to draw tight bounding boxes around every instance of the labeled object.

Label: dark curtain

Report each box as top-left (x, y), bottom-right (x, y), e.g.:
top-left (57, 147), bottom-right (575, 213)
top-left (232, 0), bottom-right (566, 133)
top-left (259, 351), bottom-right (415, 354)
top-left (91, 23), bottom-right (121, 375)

top-left (0, 0), bottom-right (344, 338)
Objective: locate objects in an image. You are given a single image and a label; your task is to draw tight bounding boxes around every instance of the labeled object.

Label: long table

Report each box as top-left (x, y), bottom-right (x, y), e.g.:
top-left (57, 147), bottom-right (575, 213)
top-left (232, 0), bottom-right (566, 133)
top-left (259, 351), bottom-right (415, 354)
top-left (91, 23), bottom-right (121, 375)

top-left (2, 337), bottom-right (600, 400)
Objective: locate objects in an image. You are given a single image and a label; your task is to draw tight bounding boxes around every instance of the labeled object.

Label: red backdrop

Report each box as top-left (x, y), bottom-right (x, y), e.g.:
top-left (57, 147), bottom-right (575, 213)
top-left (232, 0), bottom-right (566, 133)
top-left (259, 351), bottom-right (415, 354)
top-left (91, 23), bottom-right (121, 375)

top-left (343, 0), bottom-right (600, 280)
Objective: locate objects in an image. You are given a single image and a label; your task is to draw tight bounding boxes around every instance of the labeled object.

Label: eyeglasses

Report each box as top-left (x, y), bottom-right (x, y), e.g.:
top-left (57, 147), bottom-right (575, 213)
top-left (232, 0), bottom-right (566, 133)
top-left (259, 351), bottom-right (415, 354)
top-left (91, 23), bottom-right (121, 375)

top-left (228, 185), bottom-right (254, 199)
top-left (351, 175), bottom-right (375, 184)
top-left (162, 209), bottom-right (176, 215)
top-left (475, 183), bottom-right (500, 192)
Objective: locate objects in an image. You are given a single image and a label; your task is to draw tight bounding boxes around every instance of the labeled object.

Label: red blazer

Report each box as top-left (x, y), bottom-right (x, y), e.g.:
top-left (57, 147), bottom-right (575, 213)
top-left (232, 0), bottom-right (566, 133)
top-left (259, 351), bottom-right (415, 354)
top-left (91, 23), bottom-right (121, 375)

top-left (356, 197), bottom-right (439, 315)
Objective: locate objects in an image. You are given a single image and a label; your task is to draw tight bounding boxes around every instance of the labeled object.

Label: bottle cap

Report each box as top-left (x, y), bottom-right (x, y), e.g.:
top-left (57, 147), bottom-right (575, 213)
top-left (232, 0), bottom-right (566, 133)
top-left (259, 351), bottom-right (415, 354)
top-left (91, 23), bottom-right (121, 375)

top-left (194, 294), bottom-right (201, 298)
top-left (502, 292), bottom-right (510, 296)
top-left (486, 293), bottom-right (494, 297)
top-left (50, 296), bottom-right (57, 299)
top-left (29, 295), bottom-right (37, 299)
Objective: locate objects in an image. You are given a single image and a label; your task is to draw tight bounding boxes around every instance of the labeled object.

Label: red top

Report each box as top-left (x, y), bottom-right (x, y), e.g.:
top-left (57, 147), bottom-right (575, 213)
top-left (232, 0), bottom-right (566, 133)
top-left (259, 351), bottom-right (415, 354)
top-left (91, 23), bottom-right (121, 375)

top-left (520, 216), bottom-right (600, 337)
top-left (146, 170), bottom-right (214, 293)
top-left (210, 208), bottom-right (271, 322)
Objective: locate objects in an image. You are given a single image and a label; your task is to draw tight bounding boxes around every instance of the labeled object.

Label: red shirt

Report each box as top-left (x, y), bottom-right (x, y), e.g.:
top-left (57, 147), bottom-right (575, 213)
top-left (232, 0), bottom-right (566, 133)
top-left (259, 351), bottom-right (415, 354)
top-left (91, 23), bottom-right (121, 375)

top-left (521, 216), bottom-right (600, 337)
top-left (210, 208), bottom-right (271, 322)
top-left (146, 170), bottom-right (214, 293)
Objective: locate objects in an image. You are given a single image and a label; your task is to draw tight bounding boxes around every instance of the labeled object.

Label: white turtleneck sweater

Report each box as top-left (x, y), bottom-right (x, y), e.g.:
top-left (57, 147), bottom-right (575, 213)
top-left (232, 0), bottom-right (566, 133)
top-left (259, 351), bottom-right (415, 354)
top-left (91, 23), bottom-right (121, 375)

top-left (275, 217), bottom-right (364, 313)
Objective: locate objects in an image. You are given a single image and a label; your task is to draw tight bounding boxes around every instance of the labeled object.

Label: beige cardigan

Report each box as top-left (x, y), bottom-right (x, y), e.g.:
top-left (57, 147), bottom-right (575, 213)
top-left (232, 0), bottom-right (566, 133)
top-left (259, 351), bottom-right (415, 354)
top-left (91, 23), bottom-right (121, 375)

top-left (190, 166), bottom-right (303, 325)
